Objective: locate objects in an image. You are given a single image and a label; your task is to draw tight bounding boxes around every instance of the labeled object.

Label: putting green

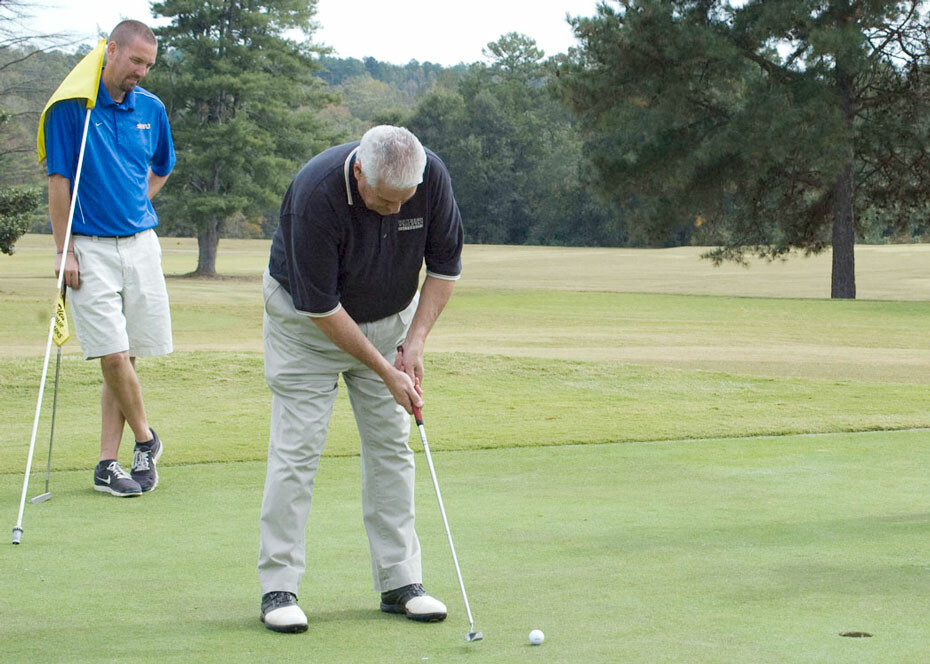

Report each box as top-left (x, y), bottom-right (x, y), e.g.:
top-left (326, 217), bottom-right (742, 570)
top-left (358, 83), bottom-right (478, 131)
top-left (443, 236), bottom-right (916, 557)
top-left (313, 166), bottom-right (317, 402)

top-left (3, 431), bottom-right (929, 662)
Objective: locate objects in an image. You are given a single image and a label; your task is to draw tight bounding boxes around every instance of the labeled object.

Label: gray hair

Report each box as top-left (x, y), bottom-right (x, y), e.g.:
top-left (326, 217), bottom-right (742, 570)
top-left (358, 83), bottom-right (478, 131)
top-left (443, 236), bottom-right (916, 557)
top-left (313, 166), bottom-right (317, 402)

top-left (357, 125), bottom-right (427, 190)
top-left (110, 20), bottom-right (157, 47)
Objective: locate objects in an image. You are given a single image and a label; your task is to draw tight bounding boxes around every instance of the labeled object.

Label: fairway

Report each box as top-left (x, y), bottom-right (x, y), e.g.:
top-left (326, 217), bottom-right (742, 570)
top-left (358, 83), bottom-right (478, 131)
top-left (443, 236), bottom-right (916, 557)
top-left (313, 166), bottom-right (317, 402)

top-left (2, 236), bottom-right (930, 662)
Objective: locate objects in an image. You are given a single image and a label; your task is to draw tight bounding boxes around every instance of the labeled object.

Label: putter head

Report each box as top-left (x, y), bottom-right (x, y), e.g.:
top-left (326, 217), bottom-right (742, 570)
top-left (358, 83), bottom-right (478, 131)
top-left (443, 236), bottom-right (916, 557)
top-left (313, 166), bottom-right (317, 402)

top-left (465, 631), bottom-right (483, 642)
top-left (29, 493), bottom-right (52, 504)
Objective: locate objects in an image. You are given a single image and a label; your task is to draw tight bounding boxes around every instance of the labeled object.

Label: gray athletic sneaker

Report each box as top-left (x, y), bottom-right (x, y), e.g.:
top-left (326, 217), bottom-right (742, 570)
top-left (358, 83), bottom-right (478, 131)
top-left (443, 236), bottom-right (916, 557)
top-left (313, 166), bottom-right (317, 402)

top-left (94, 460), bottom-right (142, 497)
top-left (131, 428), bottom-right (163, 492)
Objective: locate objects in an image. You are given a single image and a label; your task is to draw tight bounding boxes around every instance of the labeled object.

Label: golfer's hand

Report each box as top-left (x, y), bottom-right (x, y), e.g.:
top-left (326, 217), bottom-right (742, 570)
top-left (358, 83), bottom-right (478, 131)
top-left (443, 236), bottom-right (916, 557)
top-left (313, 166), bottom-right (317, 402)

top-left (394, 340), bottom-right (425, 388)
top-left (384, 366), bottom-right (423, 414)
top-left (55, 251), bottom-right (80, 289)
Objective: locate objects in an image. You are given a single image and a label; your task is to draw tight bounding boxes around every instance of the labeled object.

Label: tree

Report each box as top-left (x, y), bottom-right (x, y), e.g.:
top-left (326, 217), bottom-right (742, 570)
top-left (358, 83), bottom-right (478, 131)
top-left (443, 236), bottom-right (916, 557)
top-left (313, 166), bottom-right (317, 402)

top-left (0, 184), bottom-right (39, 254)
top-left (0, 92), bottom-right (38, 253)
top-left (0, 0), bottom-right (77, 252)
top-left (557, 0), bottom-right (930, 298)
top-left (147, 0), bottom-right (337, 275)
top-left (406, 33), bottom-right (624, 246)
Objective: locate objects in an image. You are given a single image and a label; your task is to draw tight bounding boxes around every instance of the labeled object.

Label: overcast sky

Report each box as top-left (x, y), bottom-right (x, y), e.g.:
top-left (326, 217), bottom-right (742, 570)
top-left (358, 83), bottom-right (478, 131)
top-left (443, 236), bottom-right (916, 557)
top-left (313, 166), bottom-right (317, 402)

top-left (22, 0), bottom-right (603, 65)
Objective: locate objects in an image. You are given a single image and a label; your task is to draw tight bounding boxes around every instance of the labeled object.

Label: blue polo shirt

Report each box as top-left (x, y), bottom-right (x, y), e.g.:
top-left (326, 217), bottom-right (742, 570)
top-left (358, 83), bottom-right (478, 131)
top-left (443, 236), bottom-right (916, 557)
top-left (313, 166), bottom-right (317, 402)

top-left (269, 142), bottom-right (464, 324)
top-left (44, 73), bottom-right (176, 237)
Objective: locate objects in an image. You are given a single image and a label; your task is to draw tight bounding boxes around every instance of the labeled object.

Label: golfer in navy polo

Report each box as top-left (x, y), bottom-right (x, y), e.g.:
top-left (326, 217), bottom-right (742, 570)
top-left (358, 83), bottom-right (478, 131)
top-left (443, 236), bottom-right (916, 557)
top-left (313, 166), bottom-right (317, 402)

top-left (258, 126), bottom-right (464, 633)
top-left (45, 20), bottom-right (175, 498)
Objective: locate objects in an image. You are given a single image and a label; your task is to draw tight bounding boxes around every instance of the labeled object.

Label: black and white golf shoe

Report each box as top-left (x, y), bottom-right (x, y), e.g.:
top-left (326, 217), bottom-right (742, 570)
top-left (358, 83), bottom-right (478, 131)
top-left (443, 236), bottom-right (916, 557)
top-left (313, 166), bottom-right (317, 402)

top-left (260, 591), bottom-right (308, 633)
top-left (94, 460), bottom-right (142, 497)
top-left (131, 428), bottom-right (163, 492)
top-left (380, 584), bottom-right (447, 622)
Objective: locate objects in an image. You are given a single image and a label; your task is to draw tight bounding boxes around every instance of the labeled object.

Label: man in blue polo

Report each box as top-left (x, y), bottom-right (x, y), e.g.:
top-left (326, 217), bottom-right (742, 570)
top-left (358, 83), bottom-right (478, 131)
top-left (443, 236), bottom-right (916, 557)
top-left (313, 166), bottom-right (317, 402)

top-left (46, 20), bottom-right (175, 497)
top-left (258, 126), bottom-right (464, 633)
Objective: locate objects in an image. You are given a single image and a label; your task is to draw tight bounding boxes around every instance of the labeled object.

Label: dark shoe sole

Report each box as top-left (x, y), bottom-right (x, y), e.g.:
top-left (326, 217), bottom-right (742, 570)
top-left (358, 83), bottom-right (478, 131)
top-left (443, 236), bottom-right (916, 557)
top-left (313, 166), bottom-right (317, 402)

top-left (260, 614), bottom-right (308, 633)
top-left (94, 485), bottom-right (141, 497)
top-left (380, 603), bottom-right (447, 622)
top-left (407, 612), bottom-right (447, 623)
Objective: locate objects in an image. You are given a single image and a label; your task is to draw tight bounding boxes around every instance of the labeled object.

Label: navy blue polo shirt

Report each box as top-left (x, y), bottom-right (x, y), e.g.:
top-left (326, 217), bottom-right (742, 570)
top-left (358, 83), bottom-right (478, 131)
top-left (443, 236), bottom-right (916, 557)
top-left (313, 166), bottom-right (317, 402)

top-left (44, 73), bottom-right (175, 237)
top-left (269, 142), bottom-right (464, 324)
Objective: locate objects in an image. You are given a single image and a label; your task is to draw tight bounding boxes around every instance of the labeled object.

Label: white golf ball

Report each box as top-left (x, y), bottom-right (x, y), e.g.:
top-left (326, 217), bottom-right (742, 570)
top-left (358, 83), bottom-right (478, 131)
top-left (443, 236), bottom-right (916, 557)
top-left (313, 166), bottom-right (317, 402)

top-left (529, 629), bottom-right (544, 645)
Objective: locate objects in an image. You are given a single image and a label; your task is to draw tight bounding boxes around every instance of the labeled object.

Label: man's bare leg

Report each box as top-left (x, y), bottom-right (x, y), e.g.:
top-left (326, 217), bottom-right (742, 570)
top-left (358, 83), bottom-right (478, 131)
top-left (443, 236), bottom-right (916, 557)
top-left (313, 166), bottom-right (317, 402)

top-left (99, 352), bottom-right (151, 460)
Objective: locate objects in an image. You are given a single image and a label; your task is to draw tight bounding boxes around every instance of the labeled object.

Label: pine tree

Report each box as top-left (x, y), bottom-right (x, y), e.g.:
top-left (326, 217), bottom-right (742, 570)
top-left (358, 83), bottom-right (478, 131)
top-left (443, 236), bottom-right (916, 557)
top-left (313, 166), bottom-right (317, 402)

top-left (407, 33), bottom-right (624, 246)
top-left (148, 0), bottom-right (337, 275)
top-left (557, 0), bottom-right (930, 298)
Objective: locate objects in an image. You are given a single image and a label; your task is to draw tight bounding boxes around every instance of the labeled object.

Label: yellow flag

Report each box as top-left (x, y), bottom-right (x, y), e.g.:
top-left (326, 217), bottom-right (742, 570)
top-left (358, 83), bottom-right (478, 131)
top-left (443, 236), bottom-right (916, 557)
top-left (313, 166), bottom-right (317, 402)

top-left (52, 294), bottom-right (70, 347)
top-left (37, 39), bottom-right (107, 163)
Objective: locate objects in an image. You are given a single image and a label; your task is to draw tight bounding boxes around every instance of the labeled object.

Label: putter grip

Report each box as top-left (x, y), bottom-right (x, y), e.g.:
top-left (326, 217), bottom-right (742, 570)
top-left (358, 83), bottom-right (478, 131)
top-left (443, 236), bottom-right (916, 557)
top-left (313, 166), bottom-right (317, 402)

top-left (413, 406), bottom-right (423, 425)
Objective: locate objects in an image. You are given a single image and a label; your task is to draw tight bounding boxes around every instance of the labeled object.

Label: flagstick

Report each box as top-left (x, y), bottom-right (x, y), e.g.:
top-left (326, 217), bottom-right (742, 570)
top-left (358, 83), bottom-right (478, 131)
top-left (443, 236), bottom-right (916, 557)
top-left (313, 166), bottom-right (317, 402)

top-left (12, 107), bottom-right (92, 545)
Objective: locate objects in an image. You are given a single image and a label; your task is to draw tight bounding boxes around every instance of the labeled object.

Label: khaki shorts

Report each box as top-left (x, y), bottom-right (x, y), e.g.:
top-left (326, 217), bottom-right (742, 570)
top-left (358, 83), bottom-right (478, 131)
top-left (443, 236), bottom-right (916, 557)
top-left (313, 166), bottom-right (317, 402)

top-left (69, 229), bottom-right (173, 360)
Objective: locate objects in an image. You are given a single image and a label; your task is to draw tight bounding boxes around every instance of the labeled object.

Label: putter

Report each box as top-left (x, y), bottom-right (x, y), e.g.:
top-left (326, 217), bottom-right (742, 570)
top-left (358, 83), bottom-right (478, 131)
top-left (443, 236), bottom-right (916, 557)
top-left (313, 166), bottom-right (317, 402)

top-left (412, 403), bottom-right (482, 642)
top-left (28, 342), bottom-right (61, 504)
top-left (29, 286), bottom-right (68, 504)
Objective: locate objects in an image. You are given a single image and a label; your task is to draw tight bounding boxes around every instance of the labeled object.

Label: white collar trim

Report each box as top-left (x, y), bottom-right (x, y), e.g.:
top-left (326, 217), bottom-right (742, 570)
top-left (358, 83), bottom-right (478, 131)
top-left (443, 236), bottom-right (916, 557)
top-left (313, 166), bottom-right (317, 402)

top-left (343, 146), bottom-right (359, 206)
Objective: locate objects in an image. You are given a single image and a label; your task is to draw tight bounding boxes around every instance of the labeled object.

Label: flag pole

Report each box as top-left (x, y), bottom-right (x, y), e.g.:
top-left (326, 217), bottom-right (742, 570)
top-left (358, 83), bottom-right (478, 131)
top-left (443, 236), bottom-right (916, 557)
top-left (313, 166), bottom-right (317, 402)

top-left (12, 107), bottom-right (93, 545)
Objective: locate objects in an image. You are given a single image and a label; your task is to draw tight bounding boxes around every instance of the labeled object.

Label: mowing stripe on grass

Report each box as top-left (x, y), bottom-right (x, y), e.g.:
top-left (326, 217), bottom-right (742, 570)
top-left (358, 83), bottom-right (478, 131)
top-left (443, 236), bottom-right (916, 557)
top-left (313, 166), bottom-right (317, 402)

top-left (3, 351), bottom-right (930, 473)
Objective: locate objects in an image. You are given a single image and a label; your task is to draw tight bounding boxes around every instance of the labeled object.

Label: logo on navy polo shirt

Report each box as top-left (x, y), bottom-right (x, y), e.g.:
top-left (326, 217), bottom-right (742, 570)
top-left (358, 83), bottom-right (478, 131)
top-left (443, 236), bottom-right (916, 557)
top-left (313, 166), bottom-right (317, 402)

top-left (397, 217), bottom-right (424, 231)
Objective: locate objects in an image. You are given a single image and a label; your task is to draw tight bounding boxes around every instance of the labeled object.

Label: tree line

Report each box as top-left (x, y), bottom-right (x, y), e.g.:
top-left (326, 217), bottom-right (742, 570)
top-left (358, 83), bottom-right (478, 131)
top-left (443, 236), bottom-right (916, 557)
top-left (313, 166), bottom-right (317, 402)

top-left (3, 0), bottom-right (930, 297)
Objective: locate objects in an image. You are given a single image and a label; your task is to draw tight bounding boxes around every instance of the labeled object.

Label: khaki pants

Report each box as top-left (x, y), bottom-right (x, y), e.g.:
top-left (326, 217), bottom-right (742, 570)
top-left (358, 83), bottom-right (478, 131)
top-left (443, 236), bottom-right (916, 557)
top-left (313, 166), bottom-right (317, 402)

top-left (258, 269), bottom-right (421, 595)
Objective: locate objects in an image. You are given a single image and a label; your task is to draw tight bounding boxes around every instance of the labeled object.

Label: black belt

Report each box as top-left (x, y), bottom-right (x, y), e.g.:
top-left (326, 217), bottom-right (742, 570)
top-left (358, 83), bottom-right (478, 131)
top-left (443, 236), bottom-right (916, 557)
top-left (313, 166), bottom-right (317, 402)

top-left (73, 231), bottom-right (144, 239)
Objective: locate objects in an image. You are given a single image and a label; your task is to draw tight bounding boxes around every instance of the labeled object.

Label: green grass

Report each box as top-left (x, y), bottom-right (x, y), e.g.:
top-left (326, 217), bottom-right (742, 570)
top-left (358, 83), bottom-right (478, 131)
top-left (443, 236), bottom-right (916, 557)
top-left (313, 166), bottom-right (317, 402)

top-left (2, 235), bottom-right (930, 662)
top-left (432, 289), bottom-right (930, 383)
top-left (6, 236), bottom-right (930, 385)
top-left (2, 351), bottom-right (929, 473)
top-left (3, 432), bottom-right (930, 663)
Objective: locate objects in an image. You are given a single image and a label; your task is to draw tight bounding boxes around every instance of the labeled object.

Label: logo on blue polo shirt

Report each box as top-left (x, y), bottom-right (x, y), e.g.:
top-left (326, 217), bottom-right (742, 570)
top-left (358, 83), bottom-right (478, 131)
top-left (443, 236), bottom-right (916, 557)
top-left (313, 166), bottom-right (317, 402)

top-left (397, 217), bottom-right (424, 231)
top-left (136, 123), bottom-right (151, 130)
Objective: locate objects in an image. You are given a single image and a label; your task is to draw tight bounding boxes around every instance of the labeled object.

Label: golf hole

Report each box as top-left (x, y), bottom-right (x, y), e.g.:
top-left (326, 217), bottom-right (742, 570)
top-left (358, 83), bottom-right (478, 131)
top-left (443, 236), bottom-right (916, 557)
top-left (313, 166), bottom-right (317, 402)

top-left (839, 632), bottom-right (872, 638)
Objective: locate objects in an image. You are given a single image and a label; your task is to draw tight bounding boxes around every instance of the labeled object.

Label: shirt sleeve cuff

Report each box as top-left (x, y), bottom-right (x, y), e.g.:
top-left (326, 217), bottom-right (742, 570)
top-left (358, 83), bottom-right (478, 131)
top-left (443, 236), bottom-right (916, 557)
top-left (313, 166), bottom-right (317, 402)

top-left (298, 302), bottom-right (343, 318)
top-left (47, 167), bottom-right (72, 179)
top-left (150, 164), bottom-right (174, 177)
top-left (425, 270), bottom-right (461, 281)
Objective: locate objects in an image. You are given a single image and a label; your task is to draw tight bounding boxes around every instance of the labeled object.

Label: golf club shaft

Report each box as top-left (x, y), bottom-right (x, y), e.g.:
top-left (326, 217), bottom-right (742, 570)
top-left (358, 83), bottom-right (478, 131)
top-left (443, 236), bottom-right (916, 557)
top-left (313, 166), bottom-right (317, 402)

top-left (41, 284), bottom-right (67, 495)
top-left (43, 347), bottom-right (63, 493)
top-left (414, 408), bottom-right (477, 630)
